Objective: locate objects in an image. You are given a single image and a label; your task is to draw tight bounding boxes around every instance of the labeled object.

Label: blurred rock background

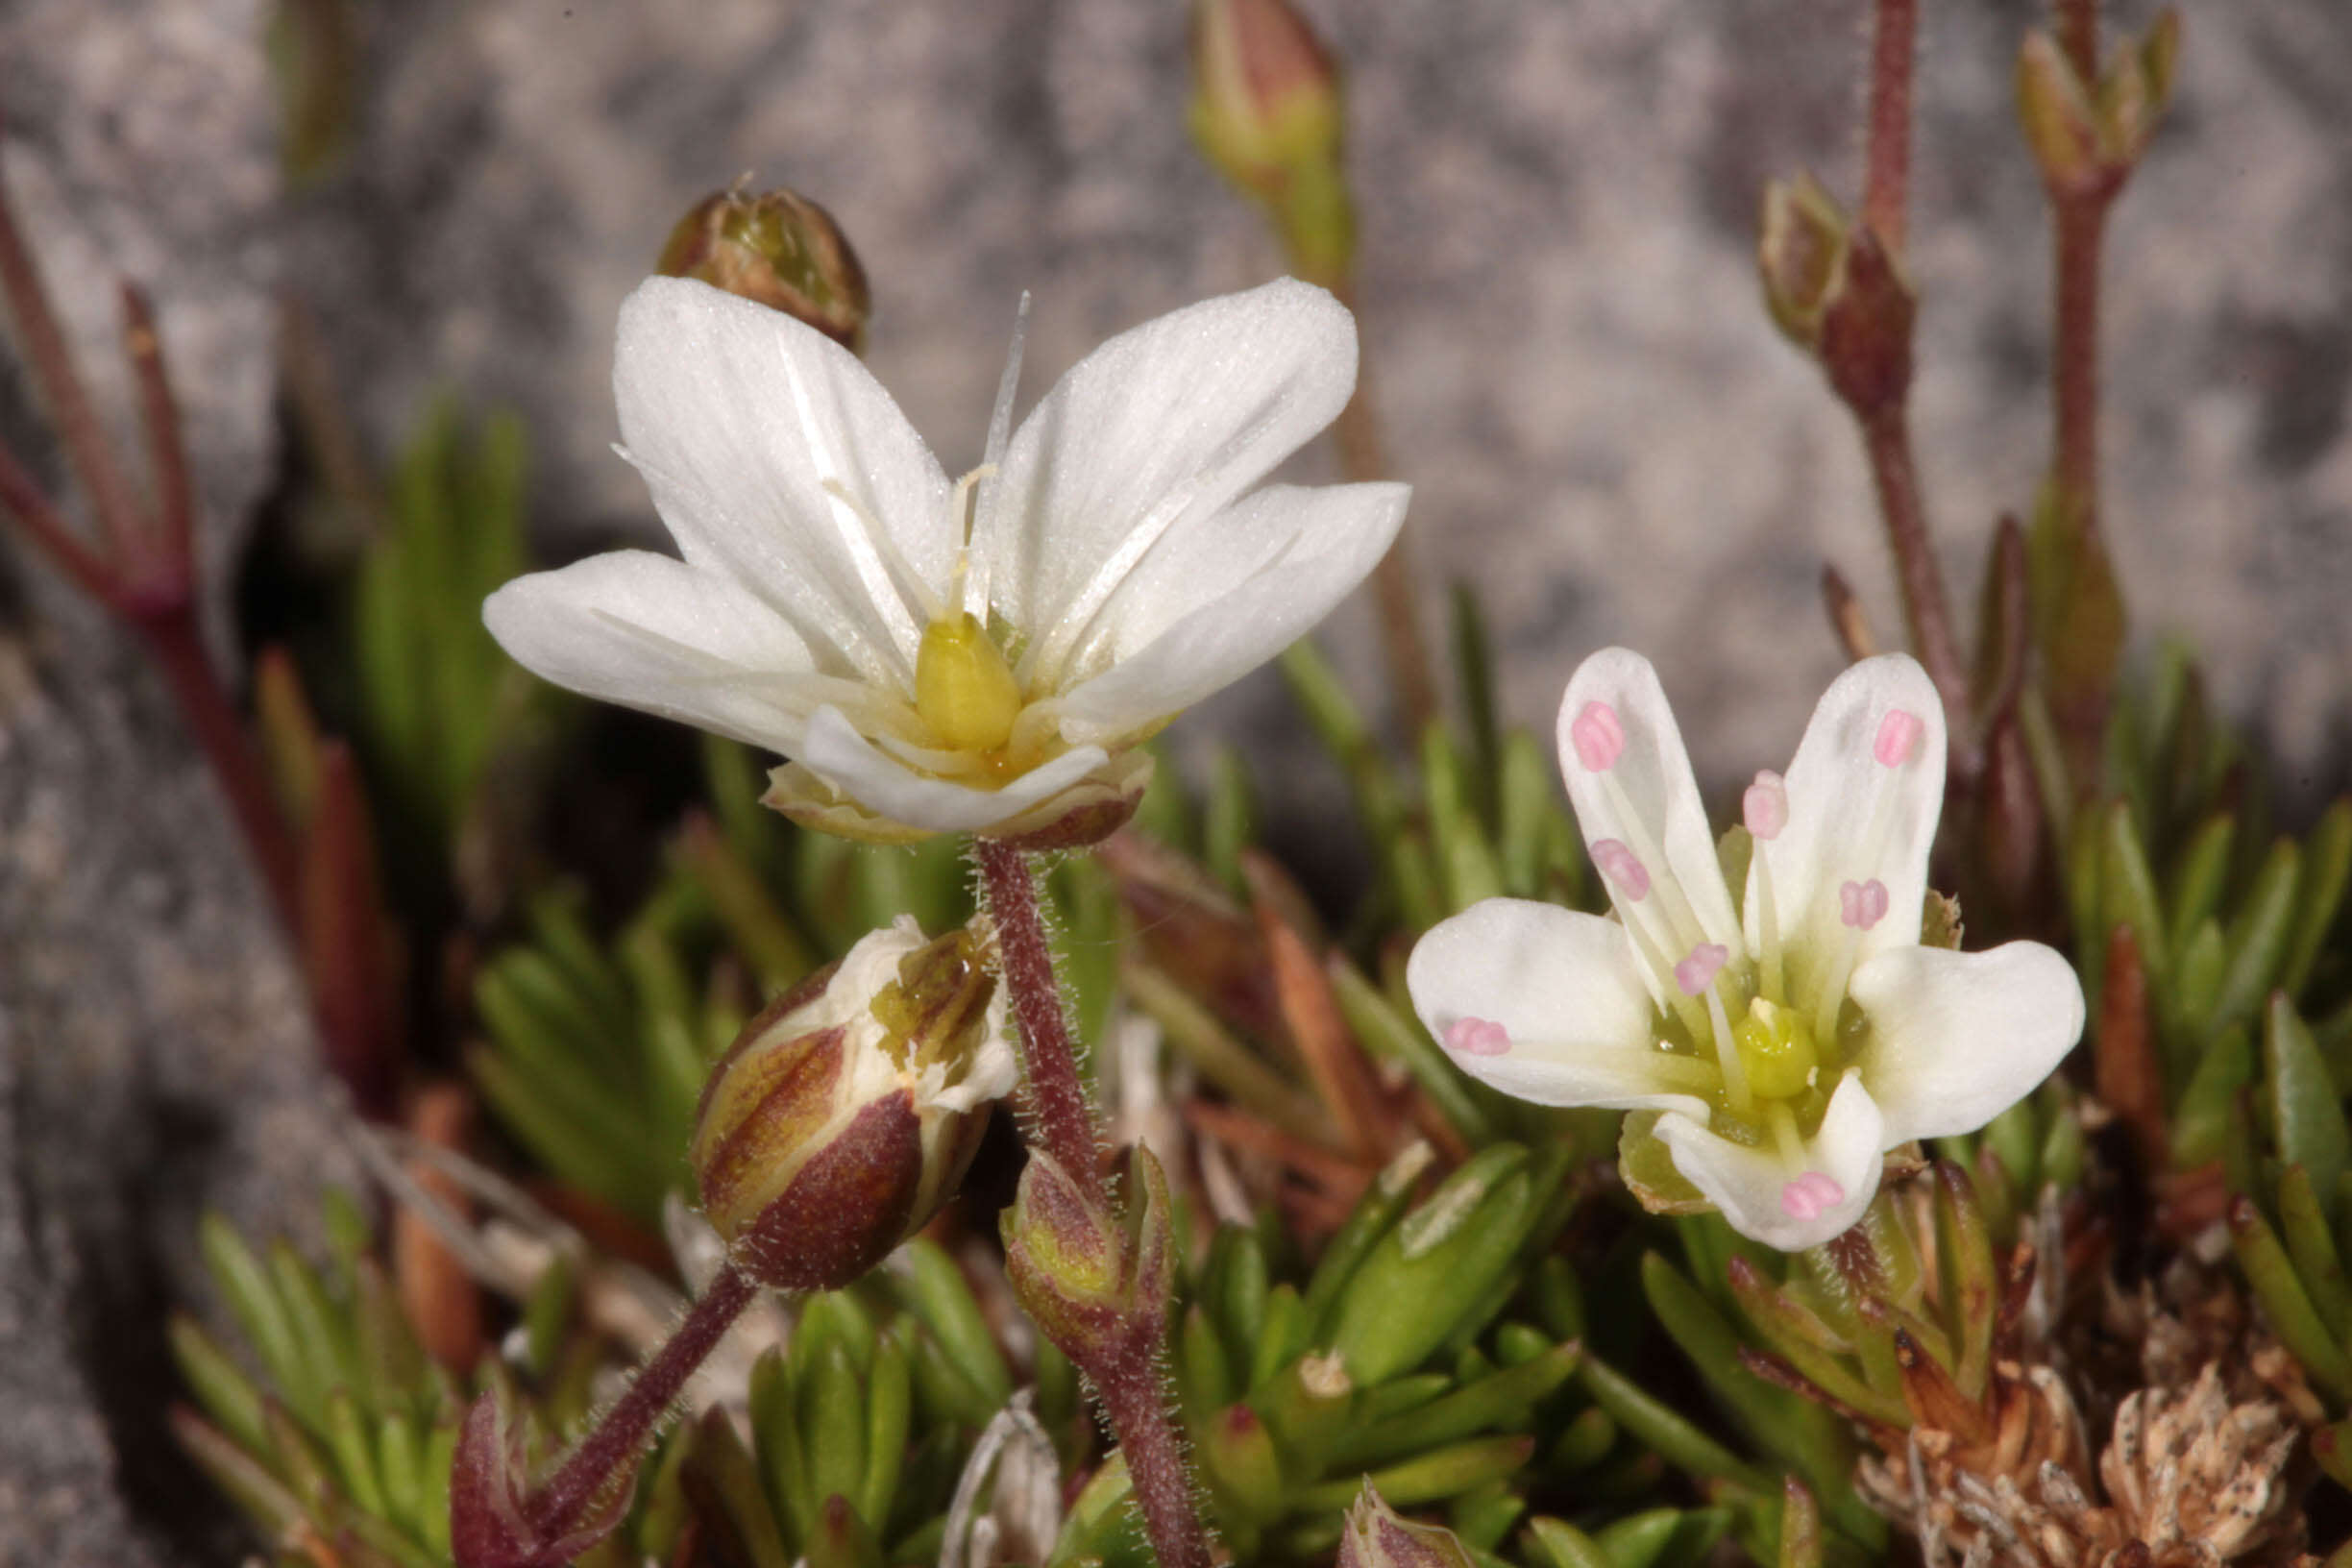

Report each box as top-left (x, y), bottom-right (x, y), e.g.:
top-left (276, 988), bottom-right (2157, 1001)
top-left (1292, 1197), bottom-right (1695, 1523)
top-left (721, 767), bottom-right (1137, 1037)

top-left (1, 0), bottom-right (2346, 1559)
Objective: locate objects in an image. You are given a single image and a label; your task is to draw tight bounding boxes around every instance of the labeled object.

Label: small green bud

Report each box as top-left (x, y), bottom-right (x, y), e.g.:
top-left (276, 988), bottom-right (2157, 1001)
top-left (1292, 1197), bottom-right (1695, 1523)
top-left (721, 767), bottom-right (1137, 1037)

top-left (1188, 0), bottom-right (1343, 205)
top-left (1756, 173), bottom-right (1850, 350)
top-left (2015, 32), bottom-right (2106, 200)
top-left (1001, 1144), bottom-right (1175, 1367)
top-left (1337, 1482), bottom-right (1478, 1568)
top-left (658, 184), bottom-right (871, 353)
top-left (690, 918), bottom-right (1014, 1292)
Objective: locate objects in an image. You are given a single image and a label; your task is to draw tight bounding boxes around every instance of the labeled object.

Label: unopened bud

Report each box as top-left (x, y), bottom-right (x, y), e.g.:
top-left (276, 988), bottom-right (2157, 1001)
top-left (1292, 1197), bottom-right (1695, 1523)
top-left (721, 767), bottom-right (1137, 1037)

top-left (2097, 11), bottom-right (2181, 170)
top-left (1337, 1482), bottom-right (1478, 1568)
top-left (1817, 225), bottom-right (1915, 420)
top-left (2016, 32), bottom-right (2107, 200)
top-left (690, 917), bottom-right (1014, 1292)
top-left (1757, 173), bottom-right (1850, 350)
top-left (1188, 0), bottom-right (1343, 205)
top-left (1002, 1144), bottom-right (1174, 1367)
top-left (658, 184), bottom-right (871, 353)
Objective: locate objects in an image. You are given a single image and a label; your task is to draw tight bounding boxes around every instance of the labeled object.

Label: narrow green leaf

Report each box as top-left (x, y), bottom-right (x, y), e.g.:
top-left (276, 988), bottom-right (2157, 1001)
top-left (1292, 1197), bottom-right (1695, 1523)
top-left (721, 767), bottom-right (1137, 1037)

top-left (1575, 1352), bottom-right (1776, 1494)
top-left (890, 1240), bottom-right (1012, 1409)
top-left (2228, 1196), bottom-right (2352, 1403)
top-left (2214, 840), bottom-right (2302, 1027)
top-left (1294, 1435), bottom-right (1532, 1511)
top-left (2280, 1164), bottom-right (2352, 1342)
top-left (1331, 1340), bottom-right (1582, 1468)
top-left (2266, 994), bottom-right (2350, 1223)
top-left (1524, 1517), bottom-right (1616, 1568)
top-left (2284, 799), bottom-right (2352, 999)
top-left (857, 1328), bottom-right (912, 1532)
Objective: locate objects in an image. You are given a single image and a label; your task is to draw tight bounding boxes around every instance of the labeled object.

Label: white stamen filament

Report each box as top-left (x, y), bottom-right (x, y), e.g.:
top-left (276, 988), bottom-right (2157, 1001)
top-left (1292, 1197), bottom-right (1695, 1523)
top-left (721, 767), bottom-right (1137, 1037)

top-left (1810, 917), bottom-right (1869, 1043)
top-left (776, 335), bottom-right (931, 665)
top-left (1622, 911), bottom-right (1709, 1041)
top-left (1766, 1101), bottom-right (1807, 1168)
top-left (1597, 769), bottom-right (1718, 958)
top-left (1703, 982), bottom-right (1751, 1115)
top-left (1752, 846), bottom-right (1785, 1005)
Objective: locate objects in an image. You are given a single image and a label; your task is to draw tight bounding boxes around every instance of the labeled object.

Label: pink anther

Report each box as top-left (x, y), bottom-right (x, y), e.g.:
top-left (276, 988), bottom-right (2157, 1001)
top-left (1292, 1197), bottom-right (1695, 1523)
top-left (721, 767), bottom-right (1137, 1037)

top-left (1742, 771), bottom-right (1789, 840)
top-left (1570, 700), bottom-right (1626, 772)
top-left (1839, 878), bottom-right (1890, 930)
top-left (1591, 839), bottom-right (1650, 900)
top-left (1779, 1171), bottom-right (1847, 1221)
top-left (1674, 943), bottom-right (1728, 996)
top-left (1874, 709), bottom-right (1924, 768)
top-left (1444, 1017), bottom-right (1511, 1057)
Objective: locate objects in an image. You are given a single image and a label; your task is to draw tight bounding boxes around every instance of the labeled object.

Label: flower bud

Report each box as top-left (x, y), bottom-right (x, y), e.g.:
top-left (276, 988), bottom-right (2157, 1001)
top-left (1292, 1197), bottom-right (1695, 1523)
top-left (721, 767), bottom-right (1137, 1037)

top-left (690, 916), bottom-right (1015, 1292)
top-left (2015, 32), bottom-right (2106, 201)
top-left (1188, 0), bottom-right (1343, 205)
top-left (2096, 11), bottom-right (2180, 171)
top-left (1337, 1482), bottom-right (1478, 1568)
top-left (1757, 173), bottom-right (1850, 351)
top-left (657, 185), bottom-right (871, 353)
top-left (1001, 1143), bottom-right (1175, 1367)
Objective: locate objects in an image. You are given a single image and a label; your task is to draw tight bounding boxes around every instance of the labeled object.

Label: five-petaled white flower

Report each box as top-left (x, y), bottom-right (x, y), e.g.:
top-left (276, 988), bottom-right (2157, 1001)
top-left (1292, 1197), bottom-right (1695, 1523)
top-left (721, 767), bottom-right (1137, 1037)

top-left (1408, 649), bottom-right (2084, 1250)
top-left (484, 275), bottom-right (1409, 845)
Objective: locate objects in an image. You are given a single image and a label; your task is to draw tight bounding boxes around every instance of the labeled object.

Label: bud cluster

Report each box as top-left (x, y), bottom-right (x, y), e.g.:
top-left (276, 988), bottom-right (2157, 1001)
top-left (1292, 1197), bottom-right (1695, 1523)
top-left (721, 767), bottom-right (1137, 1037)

top-left (691, 916), bottom-right (1016, 1293)
top-left (2016, 12), bottom-right (2181, 206)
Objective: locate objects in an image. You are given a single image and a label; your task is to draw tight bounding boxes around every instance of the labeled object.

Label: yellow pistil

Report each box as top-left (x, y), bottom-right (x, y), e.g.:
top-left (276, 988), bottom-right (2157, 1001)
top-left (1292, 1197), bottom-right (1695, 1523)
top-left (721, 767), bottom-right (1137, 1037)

top-left (1730, 996), bottom-right (1819, 1102)
top-left (915, 613), bottom-right (1024, 754)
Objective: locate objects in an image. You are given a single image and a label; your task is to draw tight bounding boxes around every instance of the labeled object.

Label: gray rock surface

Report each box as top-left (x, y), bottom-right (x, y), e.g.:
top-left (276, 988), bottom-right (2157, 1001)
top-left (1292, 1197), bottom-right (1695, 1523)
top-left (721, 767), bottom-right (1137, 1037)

top-left (293, 0), bottom-right (2351, 804)
top-left (1, 0), bottom-right (360, 1562)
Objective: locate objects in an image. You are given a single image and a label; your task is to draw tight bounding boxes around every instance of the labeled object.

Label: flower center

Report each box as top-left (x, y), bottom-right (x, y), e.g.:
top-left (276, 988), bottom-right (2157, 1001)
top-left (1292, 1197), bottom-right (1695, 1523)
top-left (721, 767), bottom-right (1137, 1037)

top-left (1730, 995), bottom-right (1818, 1100)
top-left (915, 611), bottom-right (1024, 754)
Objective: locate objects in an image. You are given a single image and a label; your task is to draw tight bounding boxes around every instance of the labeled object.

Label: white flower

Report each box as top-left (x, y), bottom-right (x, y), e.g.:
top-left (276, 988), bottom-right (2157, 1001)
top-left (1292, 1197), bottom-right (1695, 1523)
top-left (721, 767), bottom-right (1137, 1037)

top-left (484, 275), bottom-right (1409, 845)
top-left (1407, 649), bottom-right (2085, 1250)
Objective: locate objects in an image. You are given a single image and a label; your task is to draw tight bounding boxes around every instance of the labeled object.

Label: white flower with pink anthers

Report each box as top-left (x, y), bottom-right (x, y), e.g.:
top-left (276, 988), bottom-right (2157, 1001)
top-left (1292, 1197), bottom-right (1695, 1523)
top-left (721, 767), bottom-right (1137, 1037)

top-left (1407, 648), bottom-right (2084, 1251)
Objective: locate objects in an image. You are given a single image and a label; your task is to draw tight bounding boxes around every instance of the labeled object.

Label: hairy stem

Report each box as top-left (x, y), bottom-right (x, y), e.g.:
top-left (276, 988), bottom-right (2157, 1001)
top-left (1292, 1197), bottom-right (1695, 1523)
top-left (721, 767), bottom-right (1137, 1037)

top-left (527, 1264), bottom-right (755, 1537)
top-left (1860, 0), bottom-right (1919, 255)
top-left (1094, 1355), bottom-right (1213, 1568)
top-left (972, 836), bottom-right (1212, 1568)
top-left (973, 837), bottom-right (1108, 1205)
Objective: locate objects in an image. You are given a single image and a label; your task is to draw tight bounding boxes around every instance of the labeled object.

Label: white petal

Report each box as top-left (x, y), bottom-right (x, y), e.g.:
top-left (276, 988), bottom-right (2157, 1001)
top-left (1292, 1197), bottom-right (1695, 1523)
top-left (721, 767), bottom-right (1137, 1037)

top-left (1655, 1073), bottom-right (1885, 1251)
top-left (484, 551), bottom-right (817, 750)
top-left (1405, 899), bottom-right (1709, 1117)
top-left (1050, 482), bottom-right (1409, 740)
top-left (614, 277), bottom-right (953, 686)
top-left (1848, 941), bottom-right (2085, 1145)
top-left (1556, 649), bottom-right (1744, 972)
top-left (796, 706), bottom-right (1115, 835)
top-left (1752, 654), bottom-right (1946, 984)
top-left (980, 279), bottom-right (1359, 686)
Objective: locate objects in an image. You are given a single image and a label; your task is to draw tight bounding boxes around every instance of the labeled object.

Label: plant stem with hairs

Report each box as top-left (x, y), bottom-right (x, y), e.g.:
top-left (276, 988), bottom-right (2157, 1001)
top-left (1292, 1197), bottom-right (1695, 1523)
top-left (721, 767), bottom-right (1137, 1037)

top-left (973, 836), bottom-right (1213, 1568)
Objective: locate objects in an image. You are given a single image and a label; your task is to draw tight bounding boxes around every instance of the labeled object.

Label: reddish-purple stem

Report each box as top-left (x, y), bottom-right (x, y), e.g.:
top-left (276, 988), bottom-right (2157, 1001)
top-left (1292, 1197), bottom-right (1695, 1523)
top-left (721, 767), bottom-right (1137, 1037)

top-left (1860, 406), bottom-right (1972, 754)
top-left (2051, 186), bottom-right (2108, 527)
top-left (136, 606), bottom-right (303, 931)
top-left (1861, 0), bottom-right (1919, 256)
top-left (527, 1265), bottom-right (756, 1536)
top-left (123, 283), bottom-right (196, 587)
top-left (0, 179), bottom-right (148, 565)
top-left (1094, 1360), bottom-right (1213, 1568)
top-left (971, 834), bottom-right (1212, 1568)
top-left (972, 837), bottom-right (1108, 1208)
